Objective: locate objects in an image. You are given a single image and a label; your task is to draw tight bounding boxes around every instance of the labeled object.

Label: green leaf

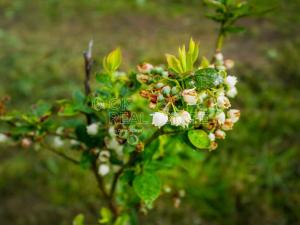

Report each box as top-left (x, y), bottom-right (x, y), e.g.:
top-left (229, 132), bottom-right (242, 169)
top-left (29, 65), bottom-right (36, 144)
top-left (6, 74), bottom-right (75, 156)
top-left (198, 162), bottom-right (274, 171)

top-left (194, 68), bottom-right (219, 90)
top-left (114, 214), bottom-right (129, 225)
top-left (165, 54), bottom-right (182, 73)
top-left (188, 130), bottom-right (210, 149)
top-left (73, 214), bottom-right (85, 225)
top-left (80, 151), bottom-right (95, 169)
top-left (103, 48), bottom-right (122, 73)
top-left (99, 207), bottom-right (112, 224)
top-left (133, 172), bottom-right (161, 206)
top-left (200, 56), bottom-right (210, 68)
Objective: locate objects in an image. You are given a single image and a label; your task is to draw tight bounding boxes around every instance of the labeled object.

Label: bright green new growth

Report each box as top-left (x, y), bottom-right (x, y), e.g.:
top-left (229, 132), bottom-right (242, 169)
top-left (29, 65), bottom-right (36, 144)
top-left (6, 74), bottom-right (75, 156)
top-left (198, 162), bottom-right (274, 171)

top-left (188, 130), bottom-right (211, 149)
top-left (166, 38), bottom-right (199, 74)
top-left (103, 48), bottom-right (122, 73)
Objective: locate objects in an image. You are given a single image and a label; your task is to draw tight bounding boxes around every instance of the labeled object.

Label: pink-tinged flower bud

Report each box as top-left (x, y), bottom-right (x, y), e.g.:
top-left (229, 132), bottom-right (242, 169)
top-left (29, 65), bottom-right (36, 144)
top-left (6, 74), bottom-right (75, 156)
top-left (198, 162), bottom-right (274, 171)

top-left (217, 95), bottom-right (231, 109)
top-left (208, 133), bottom-right (216, 141)
top-left (227, 109), bottom-right (240, 123)
top-left (215, 129), bottom-right (226, 139)
top-left (224, 59), bottom-right (235, 70)
top-left (221, 118), bottom-right (234, 130)
top-left (137, 63), bottom-right (153, 73)
top-left (98, 164), bottom-right (110, 176)
top-left (152, 112), bottom-right (168, 128)
top-left (21, 138), bottom-right (32, 149)
top-left (182, 88), bottom-right (198, 105)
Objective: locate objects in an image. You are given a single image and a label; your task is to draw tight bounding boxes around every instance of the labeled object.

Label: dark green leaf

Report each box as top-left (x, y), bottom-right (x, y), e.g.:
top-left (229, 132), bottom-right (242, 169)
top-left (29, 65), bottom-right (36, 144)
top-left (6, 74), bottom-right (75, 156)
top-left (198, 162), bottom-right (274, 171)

top-left (194, 68), bottom-right (219, 90)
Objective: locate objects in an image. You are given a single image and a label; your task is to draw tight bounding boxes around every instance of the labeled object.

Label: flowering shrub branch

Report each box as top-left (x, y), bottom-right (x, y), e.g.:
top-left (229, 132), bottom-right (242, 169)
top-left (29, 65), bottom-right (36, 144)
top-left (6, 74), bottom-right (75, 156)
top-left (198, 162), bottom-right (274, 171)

top-left (0, 1), bottom-right (259, 224)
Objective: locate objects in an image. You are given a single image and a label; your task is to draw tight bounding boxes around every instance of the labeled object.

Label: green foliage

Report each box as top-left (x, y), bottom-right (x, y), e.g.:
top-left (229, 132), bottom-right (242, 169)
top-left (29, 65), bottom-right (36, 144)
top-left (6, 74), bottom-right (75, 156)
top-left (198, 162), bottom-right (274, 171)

top-left (103, 48), bottom-right (122, 73)
top-left (73, 214), bottom-right (85, 225)
top-left (188, 130), bottom-right (210, 149)
top-left (99, 207), bottom-right (113, 224)
top-left (166, 38), bottom-right (199, 74)
top-left (2, 1), bottom-right (299, 225)
top-left (133, 172), bottom-right (161, 206)
top-left (194, 68), bottom-right (220, 90)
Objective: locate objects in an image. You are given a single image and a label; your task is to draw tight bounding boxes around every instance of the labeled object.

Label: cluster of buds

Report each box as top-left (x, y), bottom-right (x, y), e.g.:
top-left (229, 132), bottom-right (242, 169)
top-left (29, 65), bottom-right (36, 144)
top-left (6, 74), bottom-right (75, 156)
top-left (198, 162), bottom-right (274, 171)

top-left (136, 49), bottom-right (240, 150)
top-left (97, 150), bottom-right (111, 176)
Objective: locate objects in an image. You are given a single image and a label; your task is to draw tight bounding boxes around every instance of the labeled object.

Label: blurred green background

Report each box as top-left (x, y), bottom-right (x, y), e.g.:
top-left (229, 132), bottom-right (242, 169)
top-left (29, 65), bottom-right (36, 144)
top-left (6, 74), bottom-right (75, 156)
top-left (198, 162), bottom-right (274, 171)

top-left (0, 0), bottom-right (299, 224)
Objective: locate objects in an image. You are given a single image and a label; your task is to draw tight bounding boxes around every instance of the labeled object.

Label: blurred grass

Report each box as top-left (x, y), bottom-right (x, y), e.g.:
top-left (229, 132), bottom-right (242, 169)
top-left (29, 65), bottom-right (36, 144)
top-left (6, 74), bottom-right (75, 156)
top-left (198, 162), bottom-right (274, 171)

top-left (1, 0), bottom-right (300, 225)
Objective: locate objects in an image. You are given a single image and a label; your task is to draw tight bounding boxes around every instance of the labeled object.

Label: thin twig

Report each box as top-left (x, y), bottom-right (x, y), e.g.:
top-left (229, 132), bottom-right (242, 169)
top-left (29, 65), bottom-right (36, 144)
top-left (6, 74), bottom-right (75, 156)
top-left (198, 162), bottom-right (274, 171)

top-left (91, 162), bottom-right (119, 217)
top-left (42, 143), bottom-right (80, 165)
top-left (83, 40), bottom-right (93, 96)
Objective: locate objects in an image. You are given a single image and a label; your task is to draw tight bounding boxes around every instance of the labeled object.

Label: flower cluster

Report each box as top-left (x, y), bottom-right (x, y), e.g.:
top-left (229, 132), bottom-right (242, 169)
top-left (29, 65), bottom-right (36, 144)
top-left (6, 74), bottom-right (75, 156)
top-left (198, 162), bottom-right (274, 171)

top-left (136, 40), bottom-right (240, 150)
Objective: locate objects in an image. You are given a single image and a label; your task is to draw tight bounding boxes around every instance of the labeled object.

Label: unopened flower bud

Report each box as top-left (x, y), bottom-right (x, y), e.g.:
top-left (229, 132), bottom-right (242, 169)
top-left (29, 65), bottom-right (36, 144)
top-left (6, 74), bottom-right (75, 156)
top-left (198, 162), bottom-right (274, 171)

top-left (208, 133), bottom-right (215, 142)
top-left (99, 150), bottom-right (111, 162)
top-left (171, 86), bottom-right (179, 95)
top-left (209, 141), bottom-right (218, 151)
top-left (53, 136), bottom-right (64, 148)
top-left (87, 123), bottom-right (99, 136)
top-left (98, 164), bottom-right (110, 176)
top-left (0, 133), bottom-right (8, 143)
top-left (162, 85), bottom-right (171, 95)
top-left (156, 82), bottom-right (164, 88)
top-left (162, 71), bottom-right (169, 77)
top-left (70, 139), bottom-right (80, 146)
top-left (224, 59), bottom-right (235, 69)
top-left (21, 138), bottom-right (32, 149)
top-left (182, 88), bottom-right (198, 105)
top-left (137, 63), bottom-right (153, 73)
top-left (215, 52), bottom-right (224, 62)
top-left (215, 129), bottom-right (226, 139)
top-left (157, 94), bottom-right (164, 101)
